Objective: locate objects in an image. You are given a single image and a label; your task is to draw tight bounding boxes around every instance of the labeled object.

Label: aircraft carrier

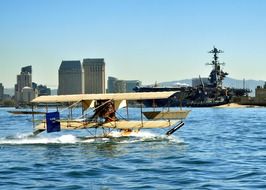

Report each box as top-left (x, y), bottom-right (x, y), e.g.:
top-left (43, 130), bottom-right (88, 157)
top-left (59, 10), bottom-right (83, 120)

top-left (134, 47), bottom-right (250, 107)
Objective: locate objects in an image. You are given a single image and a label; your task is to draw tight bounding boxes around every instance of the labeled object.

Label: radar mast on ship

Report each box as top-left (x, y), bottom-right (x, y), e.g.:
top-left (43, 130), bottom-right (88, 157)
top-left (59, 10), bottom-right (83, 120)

top-left (206, 46), bottom-right (228, 88)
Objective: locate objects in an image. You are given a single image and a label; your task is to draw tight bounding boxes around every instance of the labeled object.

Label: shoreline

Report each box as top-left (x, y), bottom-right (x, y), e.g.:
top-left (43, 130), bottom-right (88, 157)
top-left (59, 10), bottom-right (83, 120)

top-left (215, 103), bottom-right (263, 108)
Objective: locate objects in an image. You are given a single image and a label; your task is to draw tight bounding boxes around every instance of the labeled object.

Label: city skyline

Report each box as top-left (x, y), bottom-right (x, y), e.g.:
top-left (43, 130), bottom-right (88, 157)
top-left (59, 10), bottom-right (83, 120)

top-left (1, 0), bottom-right (266, 88)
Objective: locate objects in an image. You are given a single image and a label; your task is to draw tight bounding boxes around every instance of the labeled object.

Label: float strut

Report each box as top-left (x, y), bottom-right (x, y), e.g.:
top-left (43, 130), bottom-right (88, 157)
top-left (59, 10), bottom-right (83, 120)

top-left (32, 129), bottom-right (45, 136)
top-left (166, 121), bottom-right (184, 136)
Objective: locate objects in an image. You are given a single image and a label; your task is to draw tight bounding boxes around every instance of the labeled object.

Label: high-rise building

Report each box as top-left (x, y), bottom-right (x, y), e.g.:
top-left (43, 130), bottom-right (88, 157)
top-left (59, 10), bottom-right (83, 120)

top-left (21, 86), bottom-right (35, 103)
top-left (21, 66), bottom-right (32, 74)
top-left (37, 85), bottom-right (51, 96)
top-left (107, 77), bottom-right (142, 93)
top-left (83, 58), bottom-right (105, 94)
top-left (15, 65), bottom-right (33, 103)
top-left (0, 83), bottom-right (4, 100)
top-left (107, 76), bottom-right (118, 93)
top-left (58, 60), bottom-right (83, 95)
top-left (115, 80), bottom-right (127, 93)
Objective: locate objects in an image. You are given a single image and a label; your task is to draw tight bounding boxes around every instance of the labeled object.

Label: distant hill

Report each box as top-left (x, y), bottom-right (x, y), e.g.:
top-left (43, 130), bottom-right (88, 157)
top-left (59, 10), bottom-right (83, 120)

top-left (4, 77), bottom-right (265, 97)
top-left (223, 77), bottom-right (265, 90)
top-left (158, 77), bottom-right (265, 96)
top-left (158, 79), bottom-right (192, 87)
top-left (4, 88), bottom-right (58, 96)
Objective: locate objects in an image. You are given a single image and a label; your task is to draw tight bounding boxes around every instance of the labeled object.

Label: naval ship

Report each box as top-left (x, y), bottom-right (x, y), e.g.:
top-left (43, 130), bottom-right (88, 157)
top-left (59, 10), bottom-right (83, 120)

top-left (134, 47), bottom-right (250, 107)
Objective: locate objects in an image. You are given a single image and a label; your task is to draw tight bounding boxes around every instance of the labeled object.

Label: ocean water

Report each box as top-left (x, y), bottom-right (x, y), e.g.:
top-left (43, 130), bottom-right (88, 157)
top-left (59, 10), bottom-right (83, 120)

top-left (0, 107), bottom-right (265, 189)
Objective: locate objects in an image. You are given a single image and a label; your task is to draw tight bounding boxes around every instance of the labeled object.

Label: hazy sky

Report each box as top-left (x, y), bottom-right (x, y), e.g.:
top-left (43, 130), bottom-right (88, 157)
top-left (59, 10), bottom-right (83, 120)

top-left (1, 0), bottom-right (266, 88)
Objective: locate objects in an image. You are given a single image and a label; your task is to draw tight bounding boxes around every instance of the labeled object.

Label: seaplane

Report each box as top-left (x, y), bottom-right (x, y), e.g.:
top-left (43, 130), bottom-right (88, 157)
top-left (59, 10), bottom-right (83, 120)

top-left (26, 91), bottom-right (190, 138)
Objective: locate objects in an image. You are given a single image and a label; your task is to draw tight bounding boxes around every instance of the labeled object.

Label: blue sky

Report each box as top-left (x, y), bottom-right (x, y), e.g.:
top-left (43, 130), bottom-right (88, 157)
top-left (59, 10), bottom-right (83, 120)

top-left (0, 0), bottom-right (266, 88)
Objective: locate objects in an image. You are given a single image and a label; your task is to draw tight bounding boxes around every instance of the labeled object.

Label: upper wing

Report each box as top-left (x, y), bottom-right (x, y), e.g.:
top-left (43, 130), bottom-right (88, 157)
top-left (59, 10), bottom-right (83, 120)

top-left (31, 91), bottom-right (178, 103)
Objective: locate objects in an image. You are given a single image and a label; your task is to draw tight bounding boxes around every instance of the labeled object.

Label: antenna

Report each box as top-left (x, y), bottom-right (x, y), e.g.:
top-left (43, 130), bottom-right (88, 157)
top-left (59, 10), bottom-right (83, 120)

top-left (206, 46), bottom-right (227, 88)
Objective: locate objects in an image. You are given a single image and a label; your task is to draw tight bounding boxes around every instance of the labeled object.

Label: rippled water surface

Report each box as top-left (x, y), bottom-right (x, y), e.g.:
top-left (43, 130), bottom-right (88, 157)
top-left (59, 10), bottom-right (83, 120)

top-left (0, 107), bottom-right (266, 189)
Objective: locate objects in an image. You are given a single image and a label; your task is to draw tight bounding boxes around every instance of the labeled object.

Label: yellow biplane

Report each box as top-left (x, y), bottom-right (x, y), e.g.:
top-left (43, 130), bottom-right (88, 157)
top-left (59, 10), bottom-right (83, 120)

top-left (29, 91), bottom-right (190, 138)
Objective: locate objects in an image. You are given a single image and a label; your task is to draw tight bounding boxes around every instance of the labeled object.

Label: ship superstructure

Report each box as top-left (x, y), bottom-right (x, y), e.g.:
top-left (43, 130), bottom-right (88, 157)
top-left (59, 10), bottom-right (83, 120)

top-left (206, 47), bottom-right (228, 88)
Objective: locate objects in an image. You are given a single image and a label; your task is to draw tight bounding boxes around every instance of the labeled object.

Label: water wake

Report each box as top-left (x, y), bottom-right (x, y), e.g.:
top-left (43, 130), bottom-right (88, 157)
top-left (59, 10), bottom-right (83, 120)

top-left (0, 131), bottom-right (184, 145)
top-left (104, 131), bottom-right (184, 144)
top-left (0, 134), bottom-right (79, 145)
